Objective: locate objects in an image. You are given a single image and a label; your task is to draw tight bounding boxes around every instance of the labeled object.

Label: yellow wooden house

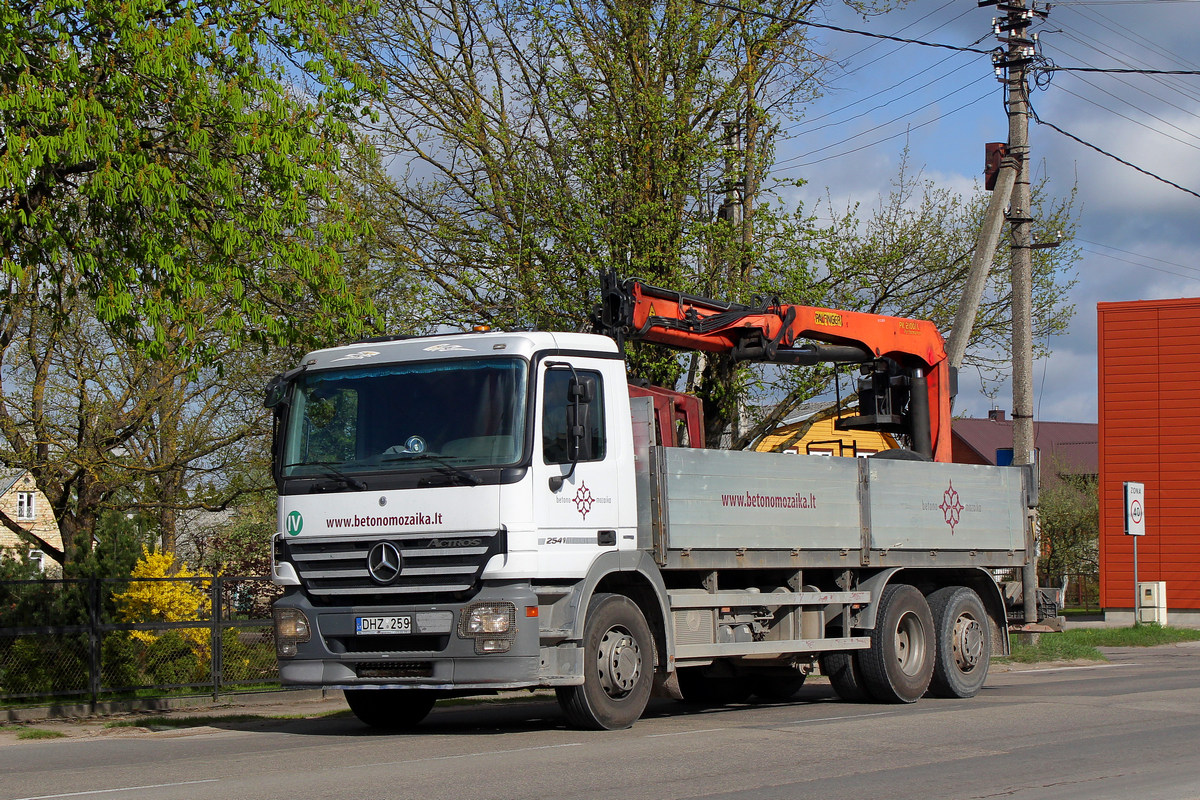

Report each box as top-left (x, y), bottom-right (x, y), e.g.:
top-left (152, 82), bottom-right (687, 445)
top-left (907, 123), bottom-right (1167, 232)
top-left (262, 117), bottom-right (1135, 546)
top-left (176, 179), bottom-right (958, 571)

top-left (752, 403), bottom-right (900, 457)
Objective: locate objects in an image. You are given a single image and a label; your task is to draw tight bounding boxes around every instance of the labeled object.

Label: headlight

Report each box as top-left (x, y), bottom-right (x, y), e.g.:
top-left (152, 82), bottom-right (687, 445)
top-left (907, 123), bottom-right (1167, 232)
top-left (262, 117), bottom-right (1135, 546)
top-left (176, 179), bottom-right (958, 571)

top-left (273, 607), bottom-right (311, 658)
top-left (460, 603), bottom-right (516, 653)
top-left (461, 603), bottom-right (516, 635)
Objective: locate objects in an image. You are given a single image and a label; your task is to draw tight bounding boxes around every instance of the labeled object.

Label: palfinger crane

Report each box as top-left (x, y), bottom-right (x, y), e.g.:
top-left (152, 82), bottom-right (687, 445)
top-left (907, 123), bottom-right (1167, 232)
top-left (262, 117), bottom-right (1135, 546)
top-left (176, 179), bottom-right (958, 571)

top-left (593, 272), bottom-right (955, 462)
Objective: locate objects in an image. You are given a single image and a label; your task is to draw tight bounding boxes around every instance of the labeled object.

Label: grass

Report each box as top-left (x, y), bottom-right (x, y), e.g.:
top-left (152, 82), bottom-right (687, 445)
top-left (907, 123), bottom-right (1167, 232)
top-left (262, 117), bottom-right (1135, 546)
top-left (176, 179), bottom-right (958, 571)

top-left (1003, 624), bottom-right (1200, 664)
top-left (16, 728), bottom-right (67, 740)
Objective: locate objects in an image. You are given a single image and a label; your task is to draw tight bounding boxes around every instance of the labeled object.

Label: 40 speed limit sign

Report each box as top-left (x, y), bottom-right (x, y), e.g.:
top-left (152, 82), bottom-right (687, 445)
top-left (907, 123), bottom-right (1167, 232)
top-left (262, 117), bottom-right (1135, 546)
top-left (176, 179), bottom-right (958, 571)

top-left (1124, 481), bottom-right (1145, 536)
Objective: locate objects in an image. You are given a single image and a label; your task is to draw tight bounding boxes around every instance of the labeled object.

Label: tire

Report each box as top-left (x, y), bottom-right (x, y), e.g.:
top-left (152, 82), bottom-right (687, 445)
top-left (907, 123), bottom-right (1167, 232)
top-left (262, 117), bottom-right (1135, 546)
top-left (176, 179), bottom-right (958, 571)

top-left (858, 584), bottom-right (935, 703)
top-left (819, 651), bottom-right (873, 702)
top-left (751, 672), bottom-right (807, 702)
top-left (927, 586), bottom-right (991, 698)
top-left (556, 593), bottom-right (654, 730)
top-left (344, 689), bottom-right (438, 730)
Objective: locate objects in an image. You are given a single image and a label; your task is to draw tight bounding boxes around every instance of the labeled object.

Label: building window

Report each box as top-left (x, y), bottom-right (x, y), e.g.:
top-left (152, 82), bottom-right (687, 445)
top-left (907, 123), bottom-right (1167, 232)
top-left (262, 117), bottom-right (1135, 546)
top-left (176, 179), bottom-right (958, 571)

top-left (16, 491), bottom-right (35, 521)
top-left (28, 550), bottom-right (45, 572)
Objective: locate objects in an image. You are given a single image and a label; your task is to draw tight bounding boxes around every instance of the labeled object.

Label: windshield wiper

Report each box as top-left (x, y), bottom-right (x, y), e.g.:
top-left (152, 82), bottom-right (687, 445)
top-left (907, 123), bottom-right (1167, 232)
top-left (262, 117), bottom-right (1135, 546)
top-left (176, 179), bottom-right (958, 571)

top-left (283, 461), bottom-right (368, 491)
top-left (382, 453), bottom-right (482, 486)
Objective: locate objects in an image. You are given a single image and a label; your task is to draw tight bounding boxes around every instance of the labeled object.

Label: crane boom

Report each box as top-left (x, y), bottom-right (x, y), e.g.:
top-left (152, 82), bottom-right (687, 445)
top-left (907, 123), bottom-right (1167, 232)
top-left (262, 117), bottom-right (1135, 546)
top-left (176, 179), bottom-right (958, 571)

top-left (594, 272), bottom-right (955, 462)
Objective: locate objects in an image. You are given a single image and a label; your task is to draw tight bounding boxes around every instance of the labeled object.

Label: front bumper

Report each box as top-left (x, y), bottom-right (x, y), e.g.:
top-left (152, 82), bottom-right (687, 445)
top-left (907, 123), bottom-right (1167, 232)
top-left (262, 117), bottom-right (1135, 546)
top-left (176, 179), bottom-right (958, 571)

top-left (273, 581), bottom-right (547, 690)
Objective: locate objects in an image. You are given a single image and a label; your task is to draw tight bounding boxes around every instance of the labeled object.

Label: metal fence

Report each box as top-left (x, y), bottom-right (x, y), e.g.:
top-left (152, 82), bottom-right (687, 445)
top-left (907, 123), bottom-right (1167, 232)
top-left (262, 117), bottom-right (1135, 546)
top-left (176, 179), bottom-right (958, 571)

top-left (0, 575), bottom-right (281, 706)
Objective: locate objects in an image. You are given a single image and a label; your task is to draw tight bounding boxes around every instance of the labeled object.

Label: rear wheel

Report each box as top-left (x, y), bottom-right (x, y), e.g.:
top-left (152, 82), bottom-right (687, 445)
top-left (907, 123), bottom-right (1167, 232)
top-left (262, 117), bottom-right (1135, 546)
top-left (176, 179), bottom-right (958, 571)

top-left (858, 584), bottom-right (935, 703)
top-left (557, 593), bottom-right (654, 730)
top-left (344, 689), bottom-right (438, 730)
top-left (927, 586), bottom-right (991, 698)
top-left (819, 652), bottom-right (872, 702)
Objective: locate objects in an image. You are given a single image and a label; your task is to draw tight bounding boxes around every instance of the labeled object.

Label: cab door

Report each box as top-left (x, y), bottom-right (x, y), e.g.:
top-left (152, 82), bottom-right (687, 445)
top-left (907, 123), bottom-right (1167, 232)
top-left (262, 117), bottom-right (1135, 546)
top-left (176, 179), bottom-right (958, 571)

top-left (533, 359), bottom-right (622, 576)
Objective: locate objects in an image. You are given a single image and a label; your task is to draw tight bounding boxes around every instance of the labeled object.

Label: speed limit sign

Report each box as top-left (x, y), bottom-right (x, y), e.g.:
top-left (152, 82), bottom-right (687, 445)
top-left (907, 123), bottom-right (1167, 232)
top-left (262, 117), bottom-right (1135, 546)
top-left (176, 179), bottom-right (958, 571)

top-left (1124, 482), bottom-right (1145, 536)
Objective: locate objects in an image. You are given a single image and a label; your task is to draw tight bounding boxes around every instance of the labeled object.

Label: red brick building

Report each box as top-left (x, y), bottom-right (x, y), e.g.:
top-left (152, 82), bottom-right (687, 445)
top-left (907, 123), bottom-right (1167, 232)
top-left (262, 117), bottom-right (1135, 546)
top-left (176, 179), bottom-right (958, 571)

top-left (1098, 298), bottom-right (1200, 625)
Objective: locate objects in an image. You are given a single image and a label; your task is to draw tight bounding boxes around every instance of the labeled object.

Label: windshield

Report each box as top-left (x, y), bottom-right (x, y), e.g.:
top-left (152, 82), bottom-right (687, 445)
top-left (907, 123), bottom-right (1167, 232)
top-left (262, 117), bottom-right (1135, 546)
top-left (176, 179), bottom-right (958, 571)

top-left (280, 357), bottom-right (528, 478)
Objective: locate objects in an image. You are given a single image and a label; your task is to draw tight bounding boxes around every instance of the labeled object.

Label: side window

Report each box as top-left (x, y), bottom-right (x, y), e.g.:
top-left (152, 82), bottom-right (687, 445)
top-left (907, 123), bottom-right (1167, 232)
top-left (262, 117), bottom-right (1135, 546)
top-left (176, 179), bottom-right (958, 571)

top-left (542, 369), bottom-right (605, 464)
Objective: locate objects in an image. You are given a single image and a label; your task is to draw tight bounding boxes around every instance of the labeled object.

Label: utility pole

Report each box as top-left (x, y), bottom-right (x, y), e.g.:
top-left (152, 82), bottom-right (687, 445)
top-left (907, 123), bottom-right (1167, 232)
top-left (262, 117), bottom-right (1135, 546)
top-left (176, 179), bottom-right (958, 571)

top-left (977, 0), bottom-right (1047, 625)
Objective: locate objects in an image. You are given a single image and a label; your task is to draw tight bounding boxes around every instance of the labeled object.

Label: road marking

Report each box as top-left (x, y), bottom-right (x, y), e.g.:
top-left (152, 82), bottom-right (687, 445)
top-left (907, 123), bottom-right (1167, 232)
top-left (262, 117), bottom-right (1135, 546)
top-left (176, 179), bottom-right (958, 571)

top-left (785, 711), bottom-right (897, 725)
top-left (1015, 663), bottom-right (1138, 674)
top-left (10, 779), bottom-right (219, 800)
top-left (645, 728), bottom-right (727, 738)
top-left (378, 742), bottom-right (583, 767)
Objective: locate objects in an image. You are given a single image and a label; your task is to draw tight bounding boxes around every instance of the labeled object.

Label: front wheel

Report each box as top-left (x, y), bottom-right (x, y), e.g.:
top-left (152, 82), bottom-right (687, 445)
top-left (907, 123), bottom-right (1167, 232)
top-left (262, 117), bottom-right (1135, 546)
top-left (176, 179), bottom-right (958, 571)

top-left (344, 689), bottom-right (438, 730)
top-left (858, 584), bottom-right (935, 703)
top-left (557, 593), bottom-right (654, 730)
top-left (927, 586), bottom-right (991, 698)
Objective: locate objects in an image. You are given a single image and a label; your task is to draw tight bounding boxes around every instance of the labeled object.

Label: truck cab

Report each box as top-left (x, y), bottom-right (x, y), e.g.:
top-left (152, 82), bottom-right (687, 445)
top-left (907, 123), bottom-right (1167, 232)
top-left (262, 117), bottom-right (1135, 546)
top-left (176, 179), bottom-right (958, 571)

top-left (268, 331), bottom-right (641, 703)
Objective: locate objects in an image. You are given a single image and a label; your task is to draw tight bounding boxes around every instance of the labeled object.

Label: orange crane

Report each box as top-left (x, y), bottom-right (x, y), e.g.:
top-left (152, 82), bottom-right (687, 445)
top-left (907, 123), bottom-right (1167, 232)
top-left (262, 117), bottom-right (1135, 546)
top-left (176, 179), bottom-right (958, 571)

top-left (594, 272), bottom-right (955, 462)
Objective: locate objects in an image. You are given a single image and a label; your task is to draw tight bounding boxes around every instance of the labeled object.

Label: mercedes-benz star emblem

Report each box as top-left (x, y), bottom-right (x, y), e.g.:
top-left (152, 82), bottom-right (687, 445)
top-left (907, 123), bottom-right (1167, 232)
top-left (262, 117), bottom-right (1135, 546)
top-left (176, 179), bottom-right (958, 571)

top-left (367, 541), bottom-right (403, 584)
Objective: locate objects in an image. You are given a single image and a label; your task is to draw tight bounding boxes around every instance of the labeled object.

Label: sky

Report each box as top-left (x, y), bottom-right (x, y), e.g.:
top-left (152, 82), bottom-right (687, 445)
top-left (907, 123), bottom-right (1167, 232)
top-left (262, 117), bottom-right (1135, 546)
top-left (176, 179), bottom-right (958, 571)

top-left (769, 0), bottom-right (1200, 423)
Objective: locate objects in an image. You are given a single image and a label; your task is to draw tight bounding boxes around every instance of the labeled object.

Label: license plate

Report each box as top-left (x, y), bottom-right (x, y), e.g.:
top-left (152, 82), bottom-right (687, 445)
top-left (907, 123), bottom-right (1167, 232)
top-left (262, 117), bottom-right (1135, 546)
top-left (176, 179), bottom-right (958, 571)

top-left (356, 615), bottom-right (412, 635)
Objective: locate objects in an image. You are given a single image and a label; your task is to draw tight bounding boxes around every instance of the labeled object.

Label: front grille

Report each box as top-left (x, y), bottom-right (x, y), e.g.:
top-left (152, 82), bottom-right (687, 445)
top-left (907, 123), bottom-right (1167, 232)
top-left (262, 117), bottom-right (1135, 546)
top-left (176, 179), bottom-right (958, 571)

top-left (282, 529), bottom-right (505, 606)
top-left (356, 662), bottom-right (433, 679)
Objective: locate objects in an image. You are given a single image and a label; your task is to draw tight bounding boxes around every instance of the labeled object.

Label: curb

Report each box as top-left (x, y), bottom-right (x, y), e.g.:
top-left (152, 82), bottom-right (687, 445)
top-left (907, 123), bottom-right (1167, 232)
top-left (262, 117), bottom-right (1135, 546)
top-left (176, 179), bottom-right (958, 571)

top-left (2, 688), bottom-right (334, 724)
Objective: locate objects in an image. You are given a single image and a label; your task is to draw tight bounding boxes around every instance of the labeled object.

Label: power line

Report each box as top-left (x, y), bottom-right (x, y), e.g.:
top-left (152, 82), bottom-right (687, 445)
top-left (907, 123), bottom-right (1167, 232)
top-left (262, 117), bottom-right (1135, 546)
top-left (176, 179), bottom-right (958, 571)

top-left (776, 75), bottom-right (993, 167)
top-left (1077, 238), bottom-right (1200, 277)
top-left (779, 59), bottom-right (982, 144)
top-left (690, 0), bottom-right (993, 54)
top-left (1048, 66), bottom-right (1200, 74)
top-left (1080, 246), bottom-right (1200, 283)
top-left (1051, 83), bottom-right (1200, 151)
top-left (776, 88), bottom-right (995, 171)
top-left (1028, 103), bottom-right (1200, 201)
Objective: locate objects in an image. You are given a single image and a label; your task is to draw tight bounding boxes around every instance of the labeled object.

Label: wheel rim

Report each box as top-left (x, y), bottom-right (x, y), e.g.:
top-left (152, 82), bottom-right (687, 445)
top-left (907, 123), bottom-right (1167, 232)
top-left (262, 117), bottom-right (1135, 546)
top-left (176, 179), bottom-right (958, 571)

top-left (596, 625), bottom-right (642, 698)
top-left (951, 613), bottom-right (985, 673)
top-left (894, 610), bottom-right (928, 677)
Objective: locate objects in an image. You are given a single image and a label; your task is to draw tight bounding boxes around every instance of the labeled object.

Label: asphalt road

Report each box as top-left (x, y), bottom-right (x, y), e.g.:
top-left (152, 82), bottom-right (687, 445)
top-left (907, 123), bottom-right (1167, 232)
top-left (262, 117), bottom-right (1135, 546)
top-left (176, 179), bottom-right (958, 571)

top-left (4, 643), bottom-right (1200, 800)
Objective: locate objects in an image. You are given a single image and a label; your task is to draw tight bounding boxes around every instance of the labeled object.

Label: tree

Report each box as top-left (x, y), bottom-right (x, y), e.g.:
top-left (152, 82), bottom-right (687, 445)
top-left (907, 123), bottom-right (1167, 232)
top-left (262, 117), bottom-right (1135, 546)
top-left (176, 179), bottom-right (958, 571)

top-left (0, 270), bottom-right (275, 567)
top-left (810, 155), bottom-right (1078, 400)
top-left (733, 156), bottom-right (1079, 450)
top-left (1037, 473), bottom-right (1099, 591)
top-left (349, 2), bottom-right (1079, 447)
top-left (345, 0), bottom-right (846, 439)
top-left (1, 0), bottom-right (380, 355)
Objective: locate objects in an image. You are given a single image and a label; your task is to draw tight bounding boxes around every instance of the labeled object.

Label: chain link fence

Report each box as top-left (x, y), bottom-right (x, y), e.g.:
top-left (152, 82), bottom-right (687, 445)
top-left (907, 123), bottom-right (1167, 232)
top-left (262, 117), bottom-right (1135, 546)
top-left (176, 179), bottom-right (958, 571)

top-left (0, 576), bottom-right (281, 706)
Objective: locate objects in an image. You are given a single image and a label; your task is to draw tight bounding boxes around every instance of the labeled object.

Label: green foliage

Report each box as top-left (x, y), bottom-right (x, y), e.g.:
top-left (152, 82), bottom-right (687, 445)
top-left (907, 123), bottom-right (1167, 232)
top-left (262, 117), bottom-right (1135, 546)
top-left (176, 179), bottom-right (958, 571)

top-left (809, 155), bottom-right (1078, 397)
top-left (1062, 625), bottom-right (1200, 648)
top-left (0, 546), bottom-right (44, 581)
top-left (0, 634), bottom-right (90, 696)
top-left (16, 727), bottom-right (67, 740)
top-left (1037, 472), bottom-right (1099, 588)
top-left (1, 0), bottom-right (380, 354)
top-left (220, 628), bottom-right (276, 681)
top-left (199, 496), bottom-right (274, 578)
top-left (145, 631), bottom-right (210, 686)
top-left (1004, 626), bottom-right (1200, 663)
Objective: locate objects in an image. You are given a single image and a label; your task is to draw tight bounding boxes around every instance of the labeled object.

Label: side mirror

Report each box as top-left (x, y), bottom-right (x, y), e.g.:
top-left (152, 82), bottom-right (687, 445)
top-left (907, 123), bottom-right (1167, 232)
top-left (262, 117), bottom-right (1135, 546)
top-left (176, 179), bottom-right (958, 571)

top-left (566, 398), bottom-right (592, 462)
top-left (549, 372), bottom-right (596, 491)
top-left (263, 367), bottom-right (304, 408)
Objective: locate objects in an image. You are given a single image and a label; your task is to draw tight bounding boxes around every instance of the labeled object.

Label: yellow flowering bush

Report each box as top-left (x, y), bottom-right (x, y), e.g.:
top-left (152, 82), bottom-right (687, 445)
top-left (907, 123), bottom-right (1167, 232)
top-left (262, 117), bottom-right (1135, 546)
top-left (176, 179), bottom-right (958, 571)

top-left (114, 547), bottom-right (212, 653)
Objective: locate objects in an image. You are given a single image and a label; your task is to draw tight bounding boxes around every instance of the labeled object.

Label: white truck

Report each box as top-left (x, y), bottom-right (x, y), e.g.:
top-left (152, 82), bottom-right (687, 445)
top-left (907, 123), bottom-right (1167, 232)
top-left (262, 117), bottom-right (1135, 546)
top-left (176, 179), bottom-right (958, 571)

top-left (266, 279), bottom-right (1036, 730)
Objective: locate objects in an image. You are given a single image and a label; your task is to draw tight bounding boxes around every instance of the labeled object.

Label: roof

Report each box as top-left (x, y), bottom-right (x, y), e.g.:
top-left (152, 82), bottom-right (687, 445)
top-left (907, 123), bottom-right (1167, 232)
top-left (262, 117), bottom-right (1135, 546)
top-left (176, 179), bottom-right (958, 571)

top-left (0, 469), bottom-right (25, 496)
top-left (952, 415), bottom-right (1098, 477)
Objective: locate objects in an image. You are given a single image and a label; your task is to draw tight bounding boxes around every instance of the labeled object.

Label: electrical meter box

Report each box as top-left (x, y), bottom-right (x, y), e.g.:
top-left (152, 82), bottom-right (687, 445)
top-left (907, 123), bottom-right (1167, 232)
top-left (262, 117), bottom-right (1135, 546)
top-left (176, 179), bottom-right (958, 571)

top-left (1137, 581), bottom-right (1167, 625)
